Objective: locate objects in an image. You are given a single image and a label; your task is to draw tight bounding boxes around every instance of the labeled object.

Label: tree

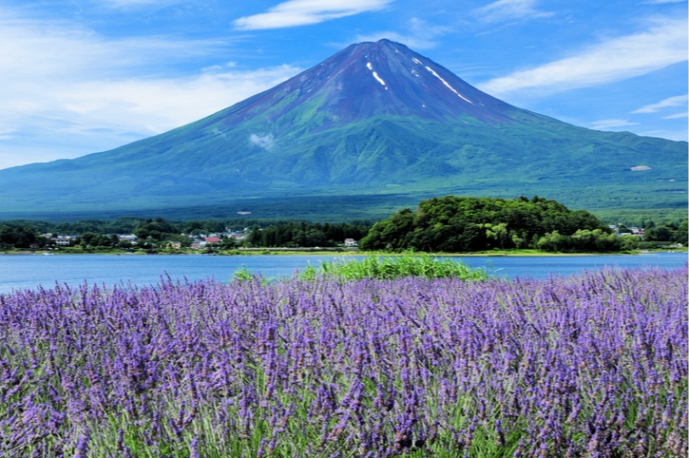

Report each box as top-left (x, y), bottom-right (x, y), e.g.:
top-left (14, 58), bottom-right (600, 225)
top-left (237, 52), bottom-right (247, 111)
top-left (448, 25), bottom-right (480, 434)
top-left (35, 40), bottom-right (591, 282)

top-left (485, 223), bottom-right (508, 249)
top-left (673, 220), bottom-right (688, 244)
top-left (0, 225), bottom-right (37, 248)
top-left (644, 226), bottom-right (672, 242)
top-left (537, 231), bottom-right (567, 252)
top-left (79, 232), bottom-right (98, 247)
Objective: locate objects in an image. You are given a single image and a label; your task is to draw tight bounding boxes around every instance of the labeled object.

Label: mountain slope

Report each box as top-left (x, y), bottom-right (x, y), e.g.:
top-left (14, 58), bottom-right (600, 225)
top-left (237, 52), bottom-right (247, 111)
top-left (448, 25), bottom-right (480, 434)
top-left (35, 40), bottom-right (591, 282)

top-left (0, 39), bottom-right (685, 219)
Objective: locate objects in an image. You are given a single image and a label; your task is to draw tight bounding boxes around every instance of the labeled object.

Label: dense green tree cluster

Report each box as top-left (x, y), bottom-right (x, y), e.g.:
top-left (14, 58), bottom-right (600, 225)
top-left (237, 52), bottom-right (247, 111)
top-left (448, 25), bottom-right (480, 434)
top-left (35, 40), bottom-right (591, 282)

top-left (133, 218), bottom-right (179, 241)
top-left (246, 222), bottom-right (370, 248)
top-left (536, 229), bottom-right (620, 253)
top-left (48, 217), bottom-right (142, 235)
top-left (0, 225), bottom-right (38, 248)
top-left (78, 232), bottom-right (119, 248)
top-left (182, 220), bottom-right (227, 235)
top-left (643, 220), bottom-right (687, 244)
top-left (360, 196), bottom-right (619, 253)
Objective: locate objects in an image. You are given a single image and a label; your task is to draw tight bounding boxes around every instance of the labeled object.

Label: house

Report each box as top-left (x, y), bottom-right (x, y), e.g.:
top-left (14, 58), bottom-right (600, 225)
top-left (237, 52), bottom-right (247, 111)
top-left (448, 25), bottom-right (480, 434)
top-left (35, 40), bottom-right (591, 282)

top-left (191, 241), bottom-right (207, 250)
top-left (344, 238), bottom-right (359, 247)
top-left (169, 242), bottom-right (182, 249)
top-left (118, 234), bottom-right (138, 242)
top-left (205, 237), bottom-right (221, 244)
top-left (53, 235), bottom-right (75, 246)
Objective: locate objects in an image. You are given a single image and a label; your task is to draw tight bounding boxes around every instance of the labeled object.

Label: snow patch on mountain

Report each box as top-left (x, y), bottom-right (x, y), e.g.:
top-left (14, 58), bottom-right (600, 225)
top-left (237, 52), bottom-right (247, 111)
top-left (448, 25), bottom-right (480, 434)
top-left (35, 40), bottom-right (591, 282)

top-left (423, 65), bottom-right (473, 104)
top-left (366, 62), bottom-right (387, 88)
top-left (372, 71), bottom-right (387, 87)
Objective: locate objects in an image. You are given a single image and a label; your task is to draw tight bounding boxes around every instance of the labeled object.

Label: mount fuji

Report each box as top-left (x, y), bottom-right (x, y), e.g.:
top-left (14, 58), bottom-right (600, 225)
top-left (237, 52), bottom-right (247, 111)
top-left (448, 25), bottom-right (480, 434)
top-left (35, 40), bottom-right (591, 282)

top-left (0, 39), bottom-right (685, 219)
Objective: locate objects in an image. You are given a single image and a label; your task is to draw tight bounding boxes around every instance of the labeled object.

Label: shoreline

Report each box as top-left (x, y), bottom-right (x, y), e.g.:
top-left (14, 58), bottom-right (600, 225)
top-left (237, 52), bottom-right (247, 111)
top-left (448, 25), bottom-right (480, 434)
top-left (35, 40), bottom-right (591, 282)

top-left (1, 248), bottom-right (685, 257)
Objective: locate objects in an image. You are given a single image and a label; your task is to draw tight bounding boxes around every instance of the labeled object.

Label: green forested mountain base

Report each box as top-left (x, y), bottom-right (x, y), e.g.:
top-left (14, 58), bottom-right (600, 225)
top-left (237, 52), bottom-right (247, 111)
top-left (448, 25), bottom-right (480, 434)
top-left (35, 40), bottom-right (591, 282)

top-left (0, 190), bottom-right (684, 226)
top-left (0, 112), bottom-right (685, 220)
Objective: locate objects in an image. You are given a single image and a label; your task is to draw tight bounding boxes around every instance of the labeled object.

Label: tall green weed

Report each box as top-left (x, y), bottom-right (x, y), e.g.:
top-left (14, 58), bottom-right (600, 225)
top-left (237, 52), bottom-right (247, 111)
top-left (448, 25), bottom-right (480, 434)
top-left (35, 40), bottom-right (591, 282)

top-left (300, 254), bottom-right (488, 281)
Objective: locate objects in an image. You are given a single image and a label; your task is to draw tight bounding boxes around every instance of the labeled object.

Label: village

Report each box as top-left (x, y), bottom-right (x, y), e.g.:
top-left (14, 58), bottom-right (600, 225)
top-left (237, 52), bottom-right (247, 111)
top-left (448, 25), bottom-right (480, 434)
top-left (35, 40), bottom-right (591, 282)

top-left (36, 229), bottom-right (361, 251)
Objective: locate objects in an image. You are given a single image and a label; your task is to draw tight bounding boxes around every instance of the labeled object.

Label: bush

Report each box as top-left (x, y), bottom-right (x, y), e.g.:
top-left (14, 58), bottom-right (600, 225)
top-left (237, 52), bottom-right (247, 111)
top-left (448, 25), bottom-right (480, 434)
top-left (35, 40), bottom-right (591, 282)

top-left (299, 253), bottom-right (489, 281)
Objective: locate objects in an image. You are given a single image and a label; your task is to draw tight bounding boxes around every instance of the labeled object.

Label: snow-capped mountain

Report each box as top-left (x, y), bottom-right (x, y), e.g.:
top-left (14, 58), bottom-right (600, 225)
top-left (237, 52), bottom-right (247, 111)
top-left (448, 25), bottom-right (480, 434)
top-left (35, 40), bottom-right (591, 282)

top-left (0, 39), bottom-right (685, 219)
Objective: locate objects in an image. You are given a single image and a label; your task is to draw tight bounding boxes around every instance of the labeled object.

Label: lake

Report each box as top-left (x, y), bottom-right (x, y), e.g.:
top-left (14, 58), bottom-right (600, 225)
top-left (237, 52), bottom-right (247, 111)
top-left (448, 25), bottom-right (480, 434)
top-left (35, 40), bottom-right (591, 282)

top-left (0, 252), bottom-right (685, 294)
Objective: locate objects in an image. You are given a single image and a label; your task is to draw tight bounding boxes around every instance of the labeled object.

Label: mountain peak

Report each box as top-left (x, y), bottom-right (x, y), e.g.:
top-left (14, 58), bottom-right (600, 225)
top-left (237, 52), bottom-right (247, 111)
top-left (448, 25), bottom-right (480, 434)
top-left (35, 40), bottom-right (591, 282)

top-left (345, 37), bottom-right (404, 51)
top-left (220, 39), bottom-right (515, 129)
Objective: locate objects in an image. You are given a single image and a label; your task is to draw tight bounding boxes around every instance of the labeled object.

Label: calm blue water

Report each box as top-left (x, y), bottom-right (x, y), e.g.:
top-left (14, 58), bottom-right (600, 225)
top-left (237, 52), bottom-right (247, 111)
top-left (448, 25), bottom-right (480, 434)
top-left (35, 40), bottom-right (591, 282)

top-left (0, 252), bottom-right (685, 294)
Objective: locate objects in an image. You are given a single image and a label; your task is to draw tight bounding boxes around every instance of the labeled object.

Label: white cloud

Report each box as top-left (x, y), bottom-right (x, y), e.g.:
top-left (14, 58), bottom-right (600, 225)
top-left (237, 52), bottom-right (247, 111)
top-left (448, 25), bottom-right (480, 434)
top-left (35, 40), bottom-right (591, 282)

top-left (663, 112), bottom-right (689, 119)
top-left (352, 18), bottom-right (451, 50)
top-left (472, 0), bottom-right (553, 23)
top-left (233, 0), bottom-right (393, 30)
top-left (632, 94), bottom-right (687, 113)
top-left (249, 133), bottom-right (275, 150)
top-left (588, 119), bottom-right (639, 130)
top-left (478, 17), bottom-right (688, 96)
top-left (0, 8), bottom-right (300, 169)
top-left (57, 66), bottom-right (300, 134)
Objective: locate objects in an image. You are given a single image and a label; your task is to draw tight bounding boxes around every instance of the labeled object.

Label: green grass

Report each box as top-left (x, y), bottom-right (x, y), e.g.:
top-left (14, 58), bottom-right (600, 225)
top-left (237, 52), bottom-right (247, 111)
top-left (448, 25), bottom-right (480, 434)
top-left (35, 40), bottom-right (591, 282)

top-left (297, 253), bottom-right (489, 282)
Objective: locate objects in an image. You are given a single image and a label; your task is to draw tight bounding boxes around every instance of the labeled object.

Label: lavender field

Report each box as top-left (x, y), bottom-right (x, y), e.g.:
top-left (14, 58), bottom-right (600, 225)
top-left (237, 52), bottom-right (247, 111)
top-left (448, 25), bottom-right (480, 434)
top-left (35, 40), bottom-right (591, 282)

top-left (1, 267), bottom-right (687, 457)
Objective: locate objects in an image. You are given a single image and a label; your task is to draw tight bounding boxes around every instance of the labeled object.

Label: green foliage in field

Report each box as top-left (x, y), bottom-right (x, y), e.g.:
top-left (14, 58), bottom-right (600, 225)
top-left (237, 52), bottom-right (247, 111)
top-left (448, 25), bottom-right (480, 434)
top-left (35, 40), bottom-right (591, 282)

top-left (298, 254), bottom-right (489, 282)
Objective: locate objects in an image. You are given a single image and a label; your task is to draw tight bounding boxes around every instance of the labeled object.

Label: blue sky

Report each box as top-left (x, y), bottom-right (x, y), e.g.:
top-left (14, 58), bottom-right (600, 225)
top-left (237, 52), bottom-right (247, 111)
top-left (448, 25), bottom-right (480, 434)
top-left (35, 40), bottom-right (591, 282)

top-left (0, 0), bottom-right (686, 169)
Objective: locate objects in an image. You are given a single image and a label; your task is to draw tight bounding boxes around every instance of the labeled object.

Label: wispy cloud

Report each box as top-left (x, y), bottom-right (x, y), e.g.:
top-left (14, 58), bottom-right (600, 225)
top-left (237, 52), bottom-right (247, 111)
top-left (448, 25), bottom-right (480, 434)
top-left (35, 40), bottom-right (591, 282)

top-left (233, 0), bottom-right (392, 31)
top-left (352, 18), bottom-right (451, 49)
top-left (249, 133), bottom-right (275, 150)
top-left (57, 66), bottom-right (300, 133)
top-left (0, 8), bottom-right (300, 169)
top-left (478, 17), bottom-right (688, 96)
top-left (643, 0), bottom-right (686, 4)
top-left (631, 94), bottom-right (687, 113)
top-left (589, 119), bottom-right (639, 130)
top-left (472, 0), bottom-right (553, 23)
top-left (663, 112), bottom-right (688, 119)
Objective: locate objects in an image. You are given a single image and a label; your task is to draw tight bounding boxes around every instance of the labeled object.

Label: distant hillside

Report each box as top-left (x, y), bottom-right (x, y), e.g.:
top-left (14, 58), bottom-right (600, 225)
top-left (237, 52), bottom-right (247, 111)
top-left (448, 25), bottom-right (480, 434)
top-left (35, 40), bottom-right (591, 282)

top-left (0, 39), bottom-right (685, 220)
